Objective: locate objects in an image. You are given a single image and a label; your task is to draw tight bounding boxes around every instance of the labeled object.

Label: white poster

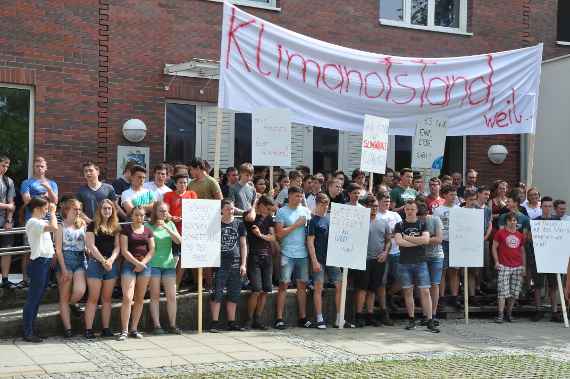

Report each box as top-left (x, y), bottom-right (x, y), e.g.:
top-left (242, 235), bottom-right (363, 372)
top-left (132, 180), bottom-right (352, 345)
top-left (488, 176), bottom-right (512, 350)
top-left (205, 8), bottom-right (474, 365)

top-left (530, 220), bottom-right (570, 274)
top-left (326, 203), bottom-right (370, 270)
top-left (411, 116), bottom-right (448, 170)
top-left (252, 108), bottom-right (292, 167)
top-left (181, 199), bottom-right (221, 268)
top-left (219, 3), bottom-right (542, 136)
top-left (449, 207), bottom-right (484, 267)
top-left (360, 115), bottom-right (389, 174)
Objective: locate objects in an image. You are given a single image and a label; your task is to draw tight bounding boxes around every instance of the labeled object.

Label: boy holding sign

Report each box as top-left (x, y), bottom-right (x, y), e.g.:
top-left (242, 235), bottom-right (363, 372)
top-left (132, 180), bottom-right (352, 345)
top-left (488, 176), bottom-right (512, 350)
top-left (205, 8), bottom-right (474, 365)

top-left (492, 212), bottom-right (526, 323)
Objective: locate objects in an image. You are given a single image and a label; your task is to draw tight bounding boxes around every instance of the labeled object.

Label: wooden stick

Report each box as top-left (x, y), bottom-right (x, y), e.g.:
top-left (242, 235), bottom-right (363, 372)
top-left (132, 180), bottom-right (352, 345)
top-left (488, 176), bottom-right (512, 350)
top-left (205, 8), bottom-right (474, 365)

top-left (213, 107), bottom-right (223, 180)
top-left (526, 133), bottom-right (536, 188)
top-left (197, 268), bottom-right (203, 333)
top-left (269, 166), bottom-right (274, 196)
top-left (464, 267), bottom-right (469, 325)
top-left (368, 172), bottom-right (373, 193)
top-left (556, 274), bottom-right (569, 328)
top-left (338, 267), bottom-right (349, 330)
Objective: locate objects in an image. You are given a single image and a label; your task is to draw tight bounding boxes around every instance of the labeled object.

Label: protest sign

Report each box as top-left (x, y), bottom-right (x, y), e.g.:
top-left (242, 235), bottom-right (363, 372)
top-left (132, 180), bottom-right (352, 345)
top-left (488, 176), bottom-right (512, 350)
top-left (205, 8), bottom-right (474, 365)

top-left (411, 116), bottom-right (448, 170)
top-left (530, 220), bottom-right (570, 274)
top-left (449, 207), bottom-right (484, 267)
top-left (326, 203), bottom-right (370, 270)
top-left (219, 3), bottom-right (542, 136)
top-left (181, 199), bottom-right (221, 268)
top-left (360, 115), bottom-right (389, 174)
top-left (252, 108), bottom-right (292, 167)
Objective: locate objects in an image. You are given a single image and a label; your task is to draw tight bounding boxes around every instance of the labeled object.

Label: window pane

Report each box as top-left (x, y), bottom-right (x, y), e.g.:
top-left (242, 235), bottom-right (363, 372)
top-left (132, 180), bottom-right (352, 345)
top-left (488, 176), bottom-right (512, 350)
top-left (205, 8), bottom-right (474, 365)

top-left (435, 0), bottom-right (460, 28)
top-left (165, 103), bottom-right (196, 164)
top-left (411, 0), bottom-right (428, 25)
top-left (0, 87), bottom-right (30, 185)
top-left (234, 113), bottom-right (252, 166)
top-left (379, 0), bottom-right (404, 21)
top-left (441, 136), bottom-right (463, 175)
top-left (558, 1), bottom-right (570, 41)
top-left (313, 127), bottom-right (339, 174)
top-left (394, 136), bottom-right (412, 171)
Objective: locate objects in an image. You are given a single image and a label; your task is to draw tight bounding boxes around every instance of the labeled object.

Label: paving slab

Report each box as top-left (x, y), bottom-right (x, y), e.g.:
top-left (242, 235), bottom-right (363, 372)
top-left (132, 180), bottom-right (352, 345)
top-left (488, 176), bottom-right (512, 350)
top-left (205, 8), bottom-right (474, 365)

top-left (133, 356), bottom-right (188, 369)
top-left (226, 350), bottom-right (279, 361)
top-left (0, 365), bottom-right (44, 377)
top-left (41, 362), bottom-right (99, 374)
top-left (181, 353), bottom-right (236, 364)
top-left (212, 343), bottom-right (263, 353)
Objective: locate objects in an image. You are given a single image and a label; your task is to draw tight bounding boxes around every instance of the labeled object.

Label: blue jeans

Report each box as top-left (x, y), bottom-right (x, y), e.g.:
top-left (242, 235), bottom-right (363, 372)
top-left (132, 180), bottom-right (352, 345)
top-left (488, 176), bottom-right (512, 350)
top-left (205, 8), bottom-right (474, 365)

top-left (22, 257), bottom-right (53, 337)
top-left (280, 255), bottom-right (309, 284)
top-left (426, 257), bottom-right (444, 285)
top-left (398, 262), bottom-right (431, 289)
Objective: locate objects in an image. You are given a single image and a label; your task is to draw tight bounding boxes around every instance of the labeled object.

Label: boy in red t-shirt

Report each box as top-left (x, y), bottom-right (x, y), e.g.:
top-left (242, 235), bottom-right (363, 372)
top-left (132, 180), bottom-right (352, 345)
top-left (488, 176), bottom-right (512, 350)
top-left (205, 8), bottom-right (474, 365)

top-left (492, 212), bottom-right (526, 323)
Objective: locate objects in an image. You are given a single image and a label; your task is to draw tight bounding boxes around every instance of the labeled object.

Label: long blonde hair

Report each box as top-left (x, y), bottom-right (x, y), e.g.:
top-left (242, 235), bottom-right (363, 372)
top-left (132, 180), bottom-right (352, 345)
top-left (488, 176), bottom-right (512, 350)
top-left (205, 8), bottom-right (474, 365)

top-left (62, 198), bottom-right (86, 229)
top-left (150, 201), bottom-right (171, 225)
top-left (94, 199), bottom-right (120, 236)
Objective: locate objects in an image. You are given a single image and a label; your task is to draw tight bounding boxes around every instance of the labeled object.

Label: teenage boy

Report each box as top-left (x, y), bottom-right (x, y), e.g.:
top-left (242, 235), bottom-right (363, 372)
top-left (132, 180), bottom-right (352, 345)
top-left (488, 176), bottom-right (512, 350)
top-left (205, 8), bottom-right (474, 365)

top-left (121, 165), bottom-right (155, 215)
top-left (412, 174), bottom-right (426, 196)
top-left (144, 163), bottom-right (172, 201)
top-left (390, 168), bottom-right (417, 212)
top-left (113, 160), bottom-right (136, 197)
top-left (458, 169), bottom-right (478, 199)
top-left (243, 195), bottom-right (276, 330)
top-left (326, 178), bottom-right (346, 205)
top-left (394, 200), bottom-right (439, 333)
top-left (221, 167), bottom-right (238, 198)
top-left (554, 200), bottom-right (568, 221)
top-left (352, 169), bottom-right (367, 198)
top-left (498, 191), bottom-right (531, 233)
top-left (163, 174), bottom-right (198, 288)
top-left (425, 177), bottom-right (445, 214)
top-left (0, 156), bottom-right (16, 289)
top-left (376, 193), bottom-right (401, 324)
top-left (21, 156), bottom-right (58, 221)
top-left (274, 186), bottom-right (312, 329)
top-left (210, 199), bottom-right (247, 332)
top-left (432, 185), bottom-right (459, 308)
top-left (188, 157), bottom-right (223, 200)
top-left (492, 212), bottom-right (526, 323)
top-left (352, 195), bottom-right (391, 328)
top-left (276, 170), bottom-right (305, 207)
top-left (76, 161), bottom-right (119, 222)
top-left (530, 196), bottom-right (560, 322)
top-left (346, 183), bottom-right (363, 207)
top-left (229, 163), bottom-right (255, 215)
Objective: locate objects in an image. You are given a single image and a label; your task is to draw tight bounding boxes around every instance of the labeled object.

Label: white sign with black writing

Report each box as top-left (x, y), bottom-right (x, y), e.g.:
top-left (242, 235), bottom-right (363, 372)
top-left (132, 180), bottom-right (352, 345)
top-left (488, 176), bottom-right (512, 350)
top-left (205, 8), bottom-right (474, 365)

top-left (360, 115), bottom-right (389, 174)
top-left (530, 220), bottom-right (570, 274)
top-left (252, 108), bottom-right (291, 167)
top-left (411, 116), bottom-right (448, 170)
top-left (449, 207), bottom-right (484, 267)
top-left (326, 203), bottom-right (370, 270)
top-left (181, 199), bottom-right (221, 268)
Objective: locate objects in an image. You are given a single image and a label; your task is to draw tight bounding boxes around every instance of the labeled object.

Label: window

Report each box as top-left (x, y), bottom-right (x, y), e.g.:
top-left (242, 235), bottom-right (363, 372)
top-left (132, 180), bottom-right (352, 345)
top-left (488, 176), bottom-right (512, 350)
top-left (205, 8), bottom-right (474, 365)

top-left (234, 113), bottom-right (252, 167)
top-left (558, 0), bottom-right (570, 43)
top-left (379, 0), bottom-right (469, 35)
top-left (313, 127), bottom-right (339, 174)
top-left (394, 136), bottom-right (412, 171)
top-left (0, 85), bottom-right (32, 185)
top-left (165, 103), bottom-right (197, 164)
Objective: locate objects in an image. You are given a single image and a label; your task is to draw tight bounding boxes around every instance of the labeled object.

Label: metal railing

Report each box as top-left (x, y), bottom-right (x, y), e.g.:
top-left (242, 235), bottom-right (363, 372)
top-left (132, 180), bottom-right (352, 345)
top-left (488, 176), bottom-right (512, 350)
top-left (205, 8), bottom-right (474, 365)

top-left (0, 227), bottom-right (30, 257)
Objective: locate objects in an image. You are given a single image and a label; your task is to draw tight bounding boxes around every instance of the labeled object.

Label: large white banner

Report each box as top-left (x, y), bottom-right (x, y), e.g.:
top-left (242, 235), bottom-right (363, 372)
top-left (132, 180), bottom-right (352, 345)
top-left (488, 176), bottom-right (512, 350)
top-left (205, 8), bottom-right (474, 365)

top-left (252, 108), bottom-right (291, 167)
top-left (449, 207), bottom-right (484, 267)
top-left (326, 203), bottom-right (370, 270)
top-left (411, 116), bottom-right (448, 170)
top-left (181, 199), bottom-right (221, 268)
top-left (530, 220), bottom-right (570, 274)
top-left (360, 115), bottom-right (389, 174)
top-left (219, 3), bottom-right (542, 136)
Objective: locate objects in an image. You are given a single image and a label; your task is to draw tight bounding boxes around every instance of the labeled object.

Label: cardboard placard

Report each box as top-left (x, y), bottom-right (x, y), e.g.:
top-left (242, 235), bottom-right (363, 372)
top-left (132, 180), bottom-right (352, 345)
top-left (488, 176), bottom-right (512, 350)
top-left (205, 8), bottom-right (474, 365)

top-left (252, 108), bottom-right (292, 167)
top-left (181, 199), bottom-right (221, 268)
top-left (411, 116), bottom-right (448, 170)
top-left (449, 207), bottom-right (484, 267)
top-left (326, 203), bottom-right (370, 270)
top-left (360, 115), bottom-right (389, 174)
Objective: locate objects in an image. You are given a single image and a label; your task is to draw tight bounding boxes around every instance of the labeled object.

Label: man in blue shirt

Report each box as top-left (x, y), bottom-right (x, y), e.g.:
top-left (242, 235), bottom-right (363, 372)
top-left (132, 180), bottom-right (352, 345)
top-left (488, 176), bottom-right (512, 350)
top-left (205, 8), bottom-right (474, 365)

top-left (20, 157), bottom-right (58, 222)
top-left (274, 186), bottom-right (311, 329)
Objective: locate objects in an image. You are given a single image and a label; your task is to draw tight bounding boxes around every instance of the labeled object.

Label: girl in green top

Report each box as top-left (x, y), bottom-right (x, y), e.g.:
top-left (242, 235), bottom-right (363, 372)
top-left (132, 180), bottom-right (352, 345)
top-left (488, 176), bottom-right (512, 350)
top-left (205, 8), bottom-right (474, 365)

top-left (146, 201), bottom-right (182, 334)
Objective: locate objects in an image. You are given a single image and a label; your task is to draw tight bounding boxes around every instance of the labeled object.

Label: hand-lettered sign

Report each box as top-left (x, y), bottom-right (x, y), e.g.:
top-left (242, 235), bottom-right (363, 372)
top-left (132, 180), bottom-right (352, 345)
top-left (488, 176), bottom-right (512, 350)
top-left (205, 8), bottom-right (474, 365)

top-left (326, 203), bottom-right (370, 270)
top-left (181, 199), bottom-right (221, 268)
top-left (411, 116), bottom-right (448, 170)
top-left (360, 115), bottom-right (389, 174)
top-left (449, 207), bottom-right (484, 267)
top-left (252, 108), bottom-right (292, 167)
top-left (530, 220), bottom-right (570, 274)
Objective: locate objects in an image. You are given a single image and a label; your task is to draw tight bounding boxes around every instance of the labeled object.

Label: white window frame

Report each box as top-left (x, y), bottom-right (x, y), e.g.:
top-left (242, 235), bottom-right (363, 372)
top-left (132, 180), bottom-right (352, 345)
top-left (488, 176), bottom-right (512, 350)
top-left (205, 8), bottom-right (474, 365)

top-left (0, 83), bottom-right (34, 178)
top-left (206, 0), bottom-right (280, 12)
top-left (379, 0), bottom-right (472, 36)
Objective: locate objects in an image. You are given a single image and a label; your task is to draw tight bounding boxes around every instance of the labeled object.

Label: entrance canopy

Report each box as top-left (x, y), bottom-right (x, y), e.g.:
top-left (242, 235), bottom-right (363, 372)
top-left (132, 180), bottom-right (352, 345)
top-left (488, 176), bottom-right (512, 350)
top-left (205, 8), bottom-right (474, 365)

top-left (218, 2), bottom-right (542, 136)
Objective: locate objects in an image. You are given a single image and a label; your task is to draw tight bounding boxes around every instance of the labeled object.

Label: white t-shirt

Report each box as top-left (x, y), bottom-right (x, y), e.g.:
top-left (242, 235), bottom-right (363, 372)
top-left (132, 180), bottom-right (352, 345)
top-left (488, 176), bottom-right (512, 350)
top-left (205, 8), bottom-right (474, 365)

top-left (523, 203), bottom-right (542, 220)
top-left (432, 205), bottom-right (456, 241)
top-left (143, 182), bottom-right (172, 201)
top-left (376, 210), bottom-right (402, 255)
top-left (25, 218), bottom-right (55, 260)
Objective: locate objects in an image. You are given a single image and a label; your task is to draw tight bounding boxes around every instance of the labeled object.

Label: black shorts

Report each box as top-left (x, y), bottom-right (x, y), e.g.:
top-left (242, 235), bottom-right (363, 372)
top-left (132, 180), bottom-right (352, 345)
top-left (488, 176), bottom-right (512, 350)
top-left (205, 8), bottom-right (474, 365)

top-left (247, 254), bottom-right (273, 293)
top-left (351, 259), bottom-right (388, 291)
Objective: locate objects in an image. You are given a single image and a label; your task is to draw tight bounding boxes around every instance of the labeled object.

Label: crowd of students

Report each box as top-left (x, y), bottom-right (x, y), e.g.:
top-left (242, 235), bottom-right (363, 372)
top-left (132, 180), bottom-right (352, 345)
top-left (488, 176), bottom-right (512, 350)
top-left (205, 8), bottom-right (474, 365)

top-left (0, 154), bottom-right (569, 343)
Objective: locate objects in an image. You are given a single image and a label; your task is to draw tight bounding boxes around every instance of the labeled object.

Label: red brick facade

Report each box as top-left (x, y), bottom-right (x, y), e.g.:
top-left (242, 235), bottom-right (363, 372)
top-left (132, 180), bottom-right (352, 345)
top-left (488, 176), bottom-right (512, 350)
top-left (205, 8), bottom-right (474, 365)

top-left (1, 0), bottom-right (567, 193)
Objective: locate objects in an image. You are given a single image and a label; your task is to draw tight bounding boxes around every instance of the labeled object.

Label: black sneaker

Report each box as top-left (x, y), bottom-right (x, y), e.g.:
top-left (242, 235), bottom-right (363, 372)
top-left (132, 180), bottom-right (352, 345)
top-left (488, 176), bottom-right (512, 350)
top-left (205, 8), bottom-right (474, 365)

top-left (100, 328), bottom-right (114, 338)
top-left (494, 316), bottom-right (504, 324)
top-left (63, 329), bottom-right (73, 338)
top-left (84, 329), bottom-right (96, 339)
top-left (380, 311), bottom-right (394, 326)
top-left (405, 319), bottom-right (416, 330)
top-left (298, 318), bottom-right (312, 328)
top-left (210, 321), bottom-right (222, 333)
top-left (252, 320), bottom-right (268, 331)
top-left (365, 313), bottom-right (375, 326)
top-left (0, 280), bottom-right (17, 289)
top-left (23, 335), bottom-right (43, 343)
top-left (315, 320), bottom-right (327, 329)
top-left (167, 326), bottom-right (182, 335)
top-left (427, 319), bottom-right (440, 333)
top-left (227, 321), bottom-right (245, 331)
top-left (505, 313), bottom-right (514, 323)
top-left (432, 317), bottom-right (440, 327)
top-left (419, 317), bottom-right (428, 326)
top-left (274, 319), bottom-right (287, 330)
top-left (355, 313), bottom-right (366, 328)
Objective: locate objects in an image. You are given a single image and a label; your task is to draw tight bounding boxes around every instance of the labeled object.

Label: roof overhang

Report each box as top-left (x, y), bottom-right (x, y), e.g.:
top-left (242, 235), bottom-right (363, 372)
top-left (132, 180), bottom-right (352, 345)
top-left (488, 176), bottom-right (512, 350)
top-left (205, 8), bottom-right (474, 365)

top-left (164, 58), bottom-right (220, 79)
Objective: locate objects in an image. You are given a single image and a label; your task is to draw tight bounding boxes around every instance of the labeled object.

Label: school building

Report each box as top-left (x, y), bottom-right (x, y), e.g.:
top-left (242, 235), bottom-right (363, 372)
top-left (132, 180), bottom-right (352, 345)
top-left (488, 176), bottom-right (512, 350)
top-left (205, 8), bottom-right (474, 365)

top-left (0, 0), bottom-right (568, 194)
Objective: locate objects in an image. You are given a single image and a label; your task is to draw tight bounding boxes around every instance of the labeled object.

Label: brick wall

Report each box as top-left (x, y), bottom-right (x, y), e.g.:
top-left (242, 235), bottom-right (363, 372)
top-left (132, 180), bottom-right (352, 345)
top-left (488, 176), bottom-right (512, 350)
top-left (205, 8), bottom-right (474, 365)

top-left (0, 0), bottom-right (567, 193)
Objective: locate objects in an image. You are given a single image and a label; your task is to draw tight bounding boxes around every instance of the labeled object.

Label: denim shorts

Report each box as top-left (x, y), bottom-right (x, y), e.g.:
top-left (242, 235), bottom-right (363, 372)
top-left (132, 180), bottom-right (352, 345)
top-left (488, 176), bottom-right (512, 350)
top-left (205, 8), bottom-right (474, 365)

top-left (150, 267), bottom-right (176, 278)
top-left (442, 241), bottom-right (450, 269)
top-left (280, 255), bottom-right (309, 284)
top-left (211, 257), bottom-right (241, 303)
top-left (387, 254), bottom-right (400, 286)
top-left (426, 257), bottom-right (444, 286)
top-left (398, 262), bottom-right (431, 289)
top-left (122, 260), bottom-right (151, 278)
top-left (56, 251), bottom-right (86, 273)
top-left (86, 258), bottom-right (119, 281)
top-left (312, 262), bottom-right (342, 284)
